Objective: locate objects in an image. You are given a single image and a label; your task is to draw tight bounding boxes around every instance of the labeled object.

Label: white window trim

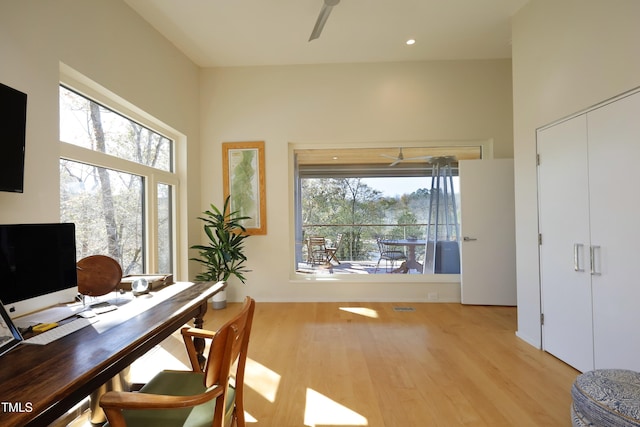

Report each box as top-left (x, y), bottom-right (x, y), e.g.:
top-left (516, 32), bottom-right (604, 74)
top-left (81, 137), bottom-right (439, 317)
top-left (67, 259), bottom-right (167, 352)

top-left (288, 139), bottom-right (494, 283)
top-left (59, 63), bottom-right (187, 279)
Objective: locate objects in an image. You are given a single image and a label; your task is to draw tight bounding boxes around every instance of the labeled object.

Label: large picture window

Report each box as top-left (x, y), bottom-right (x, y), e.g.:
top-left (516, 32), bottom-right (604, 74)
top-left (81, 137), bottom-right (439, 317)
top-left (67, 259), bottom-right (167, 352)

top-left (59, 84), bottom-right (178, 276)
top-left (293, 145), bottom-right (482, 277)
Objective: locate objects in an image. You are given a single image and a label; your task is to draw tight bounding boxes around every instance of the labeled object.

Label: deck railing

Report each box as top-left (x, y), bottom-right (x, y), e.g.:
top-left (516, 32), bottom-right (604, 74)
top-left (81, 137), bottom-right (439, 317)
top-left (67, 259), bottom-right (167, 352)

top-left (300, 223), bottom-right (459, 264)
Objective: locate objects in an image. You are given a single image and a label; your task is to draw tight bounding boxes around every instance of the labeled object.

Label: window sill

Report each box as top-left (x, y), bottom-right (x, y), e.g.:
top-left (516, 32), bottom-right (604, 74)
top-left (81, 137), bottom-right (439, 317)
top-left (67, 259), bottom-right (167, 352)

top-left (289, 272), bottom-right (460, 284)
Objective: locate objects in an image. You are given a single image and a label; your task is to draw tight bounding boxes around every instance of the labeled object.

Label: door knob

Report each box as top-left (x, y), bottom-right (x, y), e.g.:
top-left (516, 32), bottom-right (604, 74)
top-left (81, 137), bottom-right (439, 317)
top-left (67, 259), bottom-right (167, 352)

top-left (463, 236), bottom-right (477, 241)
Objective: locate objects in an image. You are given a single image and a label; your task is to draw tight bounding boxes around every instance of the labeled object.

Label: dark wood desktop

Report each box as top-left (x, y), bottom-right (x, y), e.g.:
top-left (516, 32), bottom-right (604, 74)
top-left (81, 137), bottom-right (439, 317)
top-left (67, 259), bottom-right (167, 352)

top-left (0, 280), bottom-right (225, 427)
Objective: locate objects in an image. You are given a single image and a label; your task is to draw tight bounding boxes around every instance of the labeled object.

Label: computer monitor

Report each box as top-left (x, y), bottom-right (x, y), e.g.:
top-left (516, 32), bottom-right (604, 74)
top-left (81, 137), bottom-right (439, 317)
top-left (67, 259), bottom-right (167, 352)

top-left (0, 223), bottom-right (78, 317)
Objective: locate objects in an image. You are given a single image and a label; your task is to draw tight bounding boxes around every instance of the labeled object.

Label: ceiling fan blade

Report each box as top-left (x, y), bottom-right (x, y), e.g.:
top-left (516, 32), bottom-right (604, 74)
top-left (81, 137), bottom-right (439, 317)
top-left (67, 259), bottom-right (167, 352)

top-left (403, 155), bottom-right (433, 162)
top-left (309, 0), bottom-right (340, 41)
top-left (381, 147), bottom-right (404, 166)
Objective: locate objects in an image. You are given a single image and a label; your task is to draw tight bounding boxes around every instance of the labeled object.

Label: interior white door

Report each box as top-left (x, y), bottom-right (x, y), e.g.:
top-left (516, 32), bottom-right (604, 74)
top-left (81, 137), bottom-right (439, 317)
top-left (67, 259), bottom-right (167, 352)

top-left (588, 92), bottom-right (640, 371)
top-left (459, 159), bottom-right (516, 306)
top-left (537, 115), bottom-right (594, 372)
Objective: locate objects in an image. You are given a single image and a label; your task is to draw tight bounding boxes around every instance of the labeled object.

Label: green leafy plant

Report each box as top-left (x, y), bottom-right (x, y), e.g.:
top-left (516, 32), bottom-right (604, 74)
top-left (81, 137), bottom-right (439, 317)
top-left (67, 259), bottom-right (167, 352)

top-left (190, 195), bottom-right (251, 284)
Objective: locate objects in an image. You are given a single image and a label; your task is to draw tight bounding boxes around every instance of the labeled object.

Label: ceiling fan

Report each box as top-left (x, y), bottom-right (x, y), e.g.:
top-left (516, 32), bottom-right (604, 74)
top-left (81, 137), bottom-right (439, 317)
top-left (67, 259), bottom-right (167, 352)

top-left (381, 148), bottom-right (433, 167)
top-left (309, 0), bottom-right (341, 41)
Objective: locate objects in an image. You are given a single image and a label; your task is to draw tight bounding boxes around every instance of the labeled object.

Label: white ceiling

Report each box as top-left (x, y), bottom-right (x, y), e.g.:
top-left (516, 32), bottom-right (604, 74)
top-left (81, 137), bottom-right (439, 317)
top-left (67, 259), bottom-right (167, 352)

top-left (123, 0), bottom-right (529, 68)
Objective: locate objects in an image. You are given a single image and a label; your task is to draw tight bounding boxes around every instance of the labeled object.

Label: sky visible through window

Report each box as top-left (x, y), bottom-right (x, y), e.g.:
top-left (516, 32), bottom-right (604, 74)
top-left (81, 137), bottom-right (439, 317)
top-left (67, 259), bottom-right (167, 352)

top-left (361, 177), bottom-right (459, 197)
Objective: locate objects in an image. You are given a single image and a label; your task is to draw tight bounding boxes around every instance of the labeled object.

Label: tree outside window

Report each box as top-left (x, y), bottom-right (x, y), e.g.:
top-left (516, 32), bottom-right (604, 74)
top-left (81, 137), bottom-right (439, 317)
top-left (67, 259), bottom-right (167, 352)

top-left (59, 85), bottom-right (176, 276)
top-left (294, 147), bottom-right (473, 276)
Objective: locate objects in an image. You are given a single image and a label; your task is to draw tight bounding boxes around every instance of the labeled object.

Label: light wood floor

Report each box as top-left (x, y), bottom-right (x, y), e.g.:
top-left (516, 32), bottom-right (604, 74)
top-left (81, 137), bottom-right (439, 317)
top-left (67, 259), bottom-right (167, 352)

top-left (71, 301), bottom-right (579, 427)
top-left (196, 302), bottom-right (578, 427)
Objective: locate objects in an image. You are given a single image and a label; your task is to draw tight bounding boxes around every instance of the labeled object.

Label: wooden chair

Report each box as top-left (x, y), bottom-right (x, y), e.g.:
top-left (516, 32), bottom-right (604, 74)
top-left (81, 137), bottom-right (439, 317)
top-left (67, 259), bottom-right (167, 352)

top-left (307, 236), bottom-right (329, 265)
top-left (99, 296), bottom-right (256, 427)
top-left (325, 233), bottom-right (343, 265)
top-left (77, 255), bottom-right (122, 297)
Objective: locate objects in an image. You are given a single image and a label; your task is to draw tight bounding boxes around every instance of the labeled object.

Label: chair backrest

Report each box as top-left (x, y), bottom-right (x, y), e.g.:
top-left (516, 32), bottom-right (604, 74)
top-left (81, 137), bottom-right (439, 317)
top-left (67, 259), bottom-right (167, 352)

top-left (204, 296), bottom-right (255, 389)
top-left (377, 237), bottom-right (402, 255)
top-left (332, 233), bottom-right (343, 250)
top-left (308, 236), bottom-right (326, 249)
top-left (201, 296), bottom-right (255, 427)
top-left (77, 255), bottom-right (123, 296)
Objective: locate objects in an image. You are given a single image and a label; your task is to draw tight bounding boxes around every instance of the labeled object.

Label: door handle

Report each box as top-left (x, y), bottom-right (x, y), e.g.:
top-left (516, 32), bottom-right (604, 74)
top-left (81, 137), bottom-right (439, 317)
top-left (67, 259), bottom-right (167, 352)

top-left (574, 243), bottom-right (585, 272)
top-left (463, 236), bottom-right (477, 241)
top-left (590, 245), bottom-right (601, 276)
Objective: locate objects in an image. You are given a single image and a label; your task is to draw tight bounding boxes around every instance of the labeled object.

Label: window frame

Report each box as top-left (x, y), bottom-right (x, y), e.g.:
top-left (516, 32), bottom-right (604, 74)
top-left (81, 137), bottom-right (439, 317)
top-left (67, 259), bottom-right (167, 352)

top-left (288, 140), bottom-right (491, 283)
top-left (59, 64), bottom-right (185, 278)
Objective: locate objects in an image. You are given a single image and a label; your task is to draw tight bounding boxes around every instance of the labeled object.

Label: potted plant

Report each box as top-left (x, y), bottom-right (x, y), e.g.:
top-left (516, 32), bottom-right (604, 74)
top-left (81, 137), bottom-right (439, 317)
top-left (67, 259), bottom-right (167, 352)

top-left (190, 195), bottom-right (250, 309)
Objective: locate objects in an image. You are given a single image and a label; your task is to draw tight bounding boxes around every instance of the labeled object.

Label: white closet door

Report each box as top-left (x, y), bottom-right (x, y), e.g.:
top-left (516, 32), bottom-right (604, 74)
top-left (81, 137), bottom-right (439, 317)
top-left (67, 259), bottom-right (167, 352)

top-left (538, 115), bottom-right (594, 372)
top-left (588, 91), bottom-right (640, 370)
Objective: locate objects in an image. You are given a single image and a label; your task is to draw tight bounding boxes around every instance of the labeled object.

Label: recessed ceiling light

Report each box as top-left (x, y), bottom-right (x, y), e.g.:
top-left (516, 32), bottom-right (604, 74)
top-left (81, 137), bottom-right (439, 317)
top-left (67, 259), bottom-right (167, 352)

top-left (332, 156), bottom-right (339, 160)
top-left (406, 39), bottom-right (416, 45)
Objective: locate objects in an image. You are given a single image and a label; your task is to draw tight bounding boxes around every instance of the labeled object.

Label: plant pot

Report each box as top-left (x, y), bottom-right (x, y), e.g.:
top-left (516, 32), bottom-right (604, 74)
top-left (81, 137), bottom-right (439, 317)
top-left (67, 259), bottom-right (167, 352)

top-left (211, 288), bottom-right (227, 310)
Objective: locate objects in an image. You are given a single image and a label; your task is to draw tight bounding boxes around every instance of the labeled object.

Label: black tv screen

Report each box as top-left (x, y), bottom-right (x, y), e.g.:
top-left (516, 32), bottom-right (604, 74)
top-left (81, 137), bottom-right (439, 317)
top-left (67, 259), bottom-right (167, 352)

top-left (0, 82), bottom-right (27, 193)
top-left (0, 223), bottom-right (77, 305)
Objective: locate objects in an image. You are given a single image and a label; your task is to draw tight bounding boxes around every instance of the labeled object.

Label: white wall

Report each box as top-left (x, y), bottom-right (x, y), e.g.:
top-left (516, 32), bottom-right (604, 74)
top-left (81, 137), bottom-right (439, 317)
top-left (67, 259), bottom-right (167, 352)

top-left (200, 60), bottom-right (514, 302)
top-left (512, 0), bottom-right (640, 347)
top-left (0, 1), bottom-right (200, 284)
top-left (0, 1), bottom-right (516, 306)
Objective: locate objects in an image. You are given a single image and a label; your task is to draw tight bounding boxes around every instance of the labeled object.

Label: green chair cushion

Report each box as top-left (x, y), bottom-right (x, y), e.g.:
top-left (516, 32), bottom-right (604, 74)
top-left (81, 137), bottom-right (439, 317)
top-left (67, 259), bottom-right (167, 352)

top-left (106, 370), bottom-right (235, 427)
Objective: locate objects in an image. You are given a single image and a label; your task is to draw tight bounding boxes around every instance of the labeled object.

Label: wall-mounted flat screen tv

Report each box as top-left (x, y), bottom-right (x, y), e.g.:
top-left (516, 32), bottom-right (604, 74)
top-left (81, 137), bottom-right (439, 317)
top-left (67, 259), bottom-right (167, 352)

top-left (0, 82), bottom-right (27, 193)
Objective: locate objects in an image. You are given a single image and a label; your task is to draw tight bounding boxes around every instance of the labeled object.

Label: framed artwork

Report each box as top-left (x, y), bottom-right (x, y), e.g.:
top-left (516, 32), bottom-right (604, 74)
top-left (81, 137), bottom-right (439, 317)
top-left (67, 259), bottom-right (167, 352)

top-left (0, 302), bottom-right (22, 356)
top-left (222, 141), bottom-right (267, 235)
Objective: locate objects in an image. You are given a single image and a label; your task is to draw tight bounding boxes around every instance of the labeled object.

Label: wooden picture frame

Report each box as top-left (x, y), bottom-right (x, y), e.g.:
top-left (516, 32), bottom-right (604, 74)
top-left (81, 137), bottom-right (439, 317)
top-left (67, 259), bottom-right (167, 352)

top-left (222, 141), bottom-right (267, 235)
top-left (0, 302), bottom-right (22, 356)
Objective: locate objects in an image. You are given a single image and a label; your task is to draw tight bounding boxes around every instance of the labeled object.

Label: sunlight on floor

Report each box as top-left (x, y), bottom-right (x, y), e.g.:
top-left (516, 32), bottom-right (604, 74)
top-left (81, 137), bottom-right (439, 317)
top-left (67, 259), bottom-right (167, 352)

top-left (244, 411), bottom-right (258, 423)
top-left (129, 344), bottom-right (190, 383)
top-left (304, 388), bottom-right (368, 426)
top-left (339, 307), bottom-right (380, 319)
top-left (245, 359), bottom-right (368, 425)
top-left (244, 357), bottom-right (281, 403)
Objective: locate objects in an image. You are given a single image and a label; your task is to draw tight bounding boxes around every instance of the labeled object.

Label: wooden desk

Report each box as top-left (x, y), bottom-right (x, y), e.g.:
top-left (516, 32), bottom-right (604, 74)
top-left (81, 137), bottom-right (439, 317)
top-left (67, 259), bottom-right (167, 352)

top-left (0, 281), bottom-right (225, 427)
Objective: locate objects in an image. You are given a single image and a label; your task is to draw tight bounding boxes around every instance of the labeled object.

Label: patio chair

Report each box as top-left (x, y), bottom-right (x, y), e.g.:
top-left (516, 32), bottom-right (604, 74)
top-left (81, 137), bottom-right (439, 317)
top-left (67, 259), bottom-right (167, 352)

top-left (307, 236), bottom-right (329, 265)
top-left (325, 233), bottom-right (343, 264)
top-left (375, 237), bottom-right (407, 273)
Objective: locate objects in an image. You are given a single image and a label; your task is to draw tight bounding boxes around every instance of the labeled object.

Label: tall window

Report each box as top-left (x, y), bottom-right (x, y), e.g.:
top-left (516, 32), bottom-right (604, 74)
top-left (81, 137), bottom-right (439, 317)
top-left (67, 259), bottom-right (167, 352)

top-left (294, 145), bottom-right (481, 277)
top-left (59, 85), bottom-right (178, 276)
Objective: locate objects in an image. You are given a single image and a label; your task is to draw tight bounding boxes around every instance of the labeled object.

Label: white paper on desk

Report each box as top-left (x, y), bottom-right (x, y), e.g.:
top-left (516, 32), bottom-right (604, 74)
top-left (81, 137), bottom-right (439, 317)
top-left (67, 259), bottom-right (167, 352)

top-left (14, 305), bottom-right (84, 328)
